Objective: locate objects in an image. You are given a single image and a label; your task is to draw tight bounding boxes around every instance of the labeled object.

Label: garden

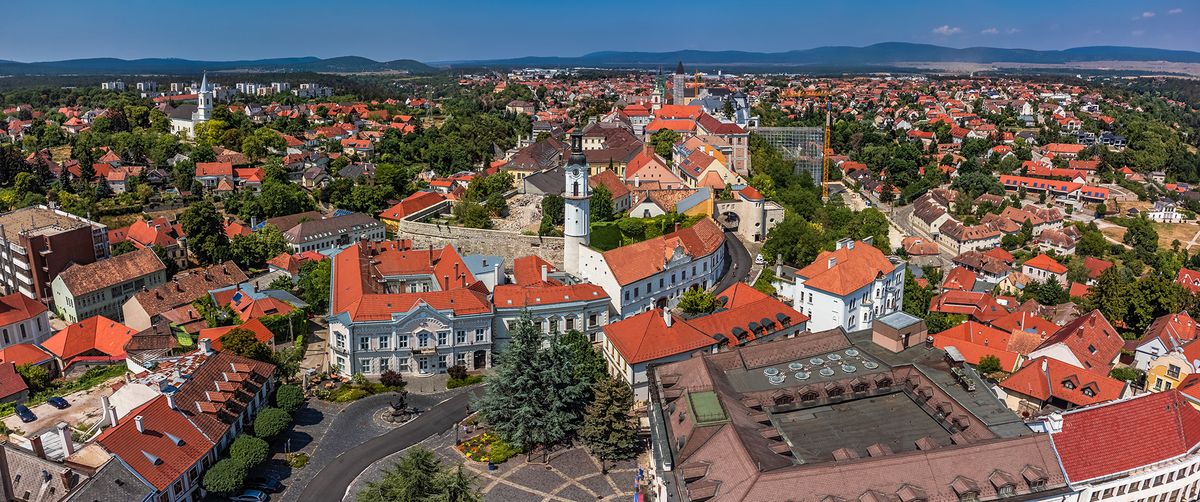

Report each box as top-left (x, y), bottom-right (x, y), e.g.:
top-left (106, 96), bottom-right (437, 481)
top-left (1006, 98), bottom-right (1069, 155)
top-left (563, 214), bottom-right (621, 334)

top-left (457, 431), bottom-right (520, 465)
top-left (201, 383), bottom-right (305, 496)
top-left (312, 369), bottom-right (407, 403)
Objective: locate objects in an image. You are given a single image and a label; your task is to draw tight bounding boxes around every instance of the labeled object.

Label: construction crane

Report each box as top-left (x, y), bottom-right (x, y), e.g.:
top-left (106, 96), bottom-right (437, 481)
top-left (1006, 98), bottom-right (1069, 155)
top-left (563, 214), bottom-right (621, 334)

top-left (784, 88), bottom-right (834, 200)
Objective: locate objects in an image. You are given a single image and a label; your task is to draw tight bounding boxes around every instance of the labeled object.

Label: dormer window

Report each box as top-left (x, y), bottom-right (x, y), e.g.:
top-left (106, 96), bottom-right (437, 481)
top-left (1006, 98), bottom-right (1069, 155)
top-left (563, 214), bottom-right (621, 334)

top-left (1082, 384), bottom-right (1097, 397)
top-left (1087, 344), bottom-right (1097, 354)
top-left (1062, 379), bottom-right (1075, 390)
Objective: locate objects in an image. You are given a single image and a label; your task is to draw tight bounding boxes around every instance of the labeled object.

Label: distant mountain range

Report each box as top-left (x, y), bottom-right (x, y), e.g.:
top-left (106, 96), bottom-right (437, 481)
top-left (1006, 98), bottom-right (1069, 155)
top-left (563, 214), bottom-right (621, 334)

top-left (2, 43), bottom-right (1197, 76)
top-left (0, 56), bottom-right (435, 76)
top-left (439, 42), bottom-right (1200, 69)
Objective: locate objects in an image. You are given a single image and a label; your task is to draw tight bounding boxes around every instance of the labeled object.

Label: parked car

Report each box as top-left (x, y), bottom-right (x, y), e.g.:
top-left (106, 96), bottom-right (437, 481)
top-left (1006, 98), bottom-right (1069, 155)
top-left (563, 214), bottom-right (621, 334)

top-left (47, 397), bottom-right (69, 409)
top-left (246, 475), bottom-right (282, 493)
top-left (14, 405), bottom-right (36, 423)
top-left (229, 489), bottom-right (268, 502)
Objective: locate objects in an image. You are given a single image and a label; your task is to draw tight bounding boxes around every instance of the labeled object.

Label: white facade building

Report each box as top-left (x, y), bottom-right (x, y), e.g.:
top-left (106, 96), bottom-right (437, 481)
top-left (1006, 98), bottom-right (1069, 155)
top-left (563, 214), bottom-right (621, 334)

top-left (778, 238), bottom-right (904, 333)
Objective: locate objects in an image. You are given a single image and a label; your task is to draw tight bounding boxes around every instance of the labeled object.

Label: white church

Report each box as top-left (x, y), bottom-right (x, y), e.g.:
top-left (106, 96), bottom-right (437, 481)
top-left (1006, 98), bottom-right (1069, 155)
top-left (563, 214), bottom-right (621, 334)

top-left (562, 132), bottom-right (729, 318)
top-left (167, 72), bottom-right (213, 139)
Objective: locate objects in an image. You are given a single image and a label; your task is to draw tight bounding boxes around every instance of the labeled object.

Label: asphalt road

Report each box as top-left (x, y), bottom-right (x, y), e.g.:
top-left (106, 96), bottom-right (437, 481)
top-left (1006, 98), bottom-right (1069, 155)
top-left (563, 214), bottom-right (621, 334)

top-left (714, 230), bottom-right (752, 292)
top-left (296, 389), bottom-right (479, 502)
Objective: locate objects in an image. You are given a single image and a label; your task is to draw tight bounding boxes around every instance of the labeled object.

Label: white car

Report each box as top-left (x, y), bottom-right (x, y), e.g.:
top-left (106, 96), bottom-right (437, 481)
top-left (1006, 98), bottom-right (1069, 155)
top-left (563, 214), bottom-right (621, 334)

top-left (754, 253), bottom-right (765, 265)
top-left (230, 490), bottom-right (268, 502)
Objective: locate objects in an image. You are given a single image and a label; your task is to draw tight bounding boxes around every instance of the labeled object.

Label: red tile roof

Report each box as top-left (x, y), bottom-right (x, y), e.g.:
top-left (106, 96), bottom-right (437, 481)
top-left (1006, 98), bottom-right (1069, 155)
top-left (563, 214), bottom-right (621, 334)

top-left (42, 316), bottom-right (136, 366)
top-left (194, 161), bottom-right (233, 178)
top-left (1036, 310), bottom-right (1122, 371)
top-left (1082, 257), bottom-right (1113, 280)
top-left (1177, 267), bottom-right (1200, 294)
top-left (96, 395), bottom-right (213, 491)
top-left (1023, 253), bottom-right (1067, 275)
top-left (929, 291), bottom-right (1009, 323)
top-left (603, 309), bottom-right (715, 364)
top-left (601, 218), bottom-right (724, 285)
top-left (0, 292), bottom-right (47, 327)
top-left (932, 321), bottom-right (1022, 371)
top-left (942, 267), bottom-right (977, 292)
top-left (1000, 356), bottom-right (1126, 409)
top-left (795, 241), bottom-right (897, 296)
top-left (0, 362), bottom-right (28, 399)
top-left (493, 283), bottom-right (608, 308)
top-left (378, 191), bottom-right (446, 222)
top-left (511, 255), bottom-right (561, 287)
top-left (1050, 390), bottom-right (1200, 482)
top-left (0, 343), bottom-right (53, 366)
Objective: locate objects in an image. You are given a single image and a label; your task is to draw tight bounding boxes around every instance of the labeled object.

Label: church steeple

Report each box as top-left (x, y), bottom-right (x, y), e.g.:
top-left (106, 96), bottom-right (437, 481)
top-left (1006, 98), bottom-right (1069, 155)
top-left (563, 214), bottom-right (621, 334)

top-left (563, 132), bottom-right (590, 276)
top-left (193, 71), bottom-right (212, 123)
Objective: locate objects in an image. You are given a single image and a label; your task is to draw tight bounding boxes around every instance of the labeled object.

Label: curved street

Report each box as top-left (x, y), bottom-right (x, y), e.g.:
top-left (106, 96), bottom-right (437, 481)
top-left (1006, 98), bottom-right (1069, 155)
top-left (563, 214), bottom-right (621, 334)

top-left (289, 388), bottom-right (481, 502)
top-left (714, 229), bottom-right (753, 293)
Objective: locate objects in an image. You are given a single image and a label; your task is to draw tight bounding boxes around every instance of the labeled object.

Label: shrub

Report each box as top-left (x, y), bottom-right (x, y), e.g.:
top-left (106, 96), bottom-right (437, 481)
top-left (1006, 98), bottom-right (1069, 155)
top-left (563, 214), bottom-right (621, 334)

top-left (274, 384), bottom-right (304, 414)
top-left (288, 452), bottom-right (309, 468)
top-left (489, 437), bottom-right (520, 463)
top-left (253, 407), bottom-right (292, 439)
top-left (229, 435), bottom-right (270, 467)
top-left (447, 375), bottom-right (484, 389)
top-left (203, 458), bottom-right (248, 495)
top-left (447, 365), bottom-right (468, 381)
top-left (332, 388), bottom-right (370, 402)
top-left (380, 369), bottom-right (406, 388)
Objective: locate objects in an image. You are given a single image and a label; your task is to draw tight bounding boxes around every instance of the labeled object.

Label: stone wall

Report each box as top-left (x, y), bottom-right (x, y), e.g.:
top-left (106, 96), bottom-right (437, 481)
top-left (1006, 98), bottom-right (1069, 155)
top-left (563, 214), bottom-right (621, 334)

top-left (396, 200), bottom-right (565, 267)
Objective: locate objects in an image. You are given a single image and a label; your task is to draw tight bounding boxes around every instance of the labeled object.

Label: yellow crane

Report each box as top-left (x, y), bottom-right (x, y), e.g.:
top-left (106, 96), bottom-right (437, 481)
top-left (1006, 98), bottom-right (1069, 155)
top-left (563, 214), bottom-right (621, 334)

top-left (785, 88), bottom-right (835, 200)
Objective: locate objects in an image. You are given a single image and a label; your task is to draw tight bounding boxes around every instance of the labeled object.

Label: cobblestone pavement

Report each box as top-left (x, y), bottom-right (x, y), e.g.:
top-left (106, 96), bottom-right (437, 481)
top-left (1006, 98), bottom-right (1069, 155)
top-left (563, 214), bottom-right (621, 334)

top-left (347, 429), bottom-right (640, 502)
top-left (269, 387), bottom-right (473, 502)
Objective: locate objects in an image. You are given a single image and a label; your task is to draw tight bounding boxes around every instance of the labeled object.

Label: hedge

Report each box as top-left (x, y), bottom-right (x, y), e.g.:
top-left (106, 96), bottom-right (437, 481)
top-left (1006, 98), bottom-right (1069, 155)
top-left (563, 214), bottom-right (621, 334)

top-left (274, 384), bottom-right (304, 414)
top-left (202, 458), bottom-right (248, 495)
top-left (253, 407), bottom-right (292, 439)
top-left (229, 435), bottom-right (270, 467)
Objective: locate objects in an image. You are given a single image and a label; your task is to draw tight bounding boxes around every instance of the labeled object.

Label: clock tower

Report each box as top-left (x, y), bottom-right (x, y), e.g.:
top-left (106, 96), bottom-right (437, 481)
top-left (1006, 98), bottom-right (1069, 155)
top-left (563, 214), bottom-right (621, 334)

top-left (563, 132), bottom-right (590, 276)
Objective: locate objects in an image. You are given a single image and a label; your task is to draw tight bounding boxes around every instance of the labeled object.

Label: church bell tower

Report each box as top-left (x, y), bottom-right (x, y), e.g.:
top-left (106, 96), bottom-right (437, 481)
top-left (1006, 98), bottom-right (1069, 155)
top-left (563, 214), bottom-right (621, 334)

top-left (563, 132), bottom-right (590, 276)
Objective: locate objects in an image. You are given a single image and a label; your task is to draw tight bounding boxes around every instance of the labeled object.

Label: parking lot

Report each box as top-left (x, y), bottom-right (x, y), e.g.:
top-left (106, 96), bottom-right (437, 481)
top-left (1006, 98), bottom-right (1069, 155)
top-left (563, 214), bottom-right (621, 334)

top-left (3, 375), bottom-right (122, 437)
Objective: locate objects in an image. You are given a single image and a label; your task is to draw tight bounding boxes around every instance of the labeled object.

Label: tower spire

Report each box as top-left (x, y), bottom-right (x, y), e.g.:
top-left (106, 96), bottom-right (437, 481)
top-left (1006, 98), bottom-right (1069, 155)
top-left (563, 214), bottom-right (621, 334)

top-left (562, 131), bottom-right (591, 277)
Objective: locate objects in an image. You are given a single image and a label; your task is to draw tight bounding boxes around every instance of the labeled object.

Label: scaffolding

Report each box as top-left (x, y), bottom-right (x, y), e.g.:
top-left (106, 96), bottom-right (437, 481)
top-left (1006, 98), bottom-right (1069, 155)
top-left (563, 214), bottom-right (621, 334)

top-left (752, 126), bottom-right (826, 186)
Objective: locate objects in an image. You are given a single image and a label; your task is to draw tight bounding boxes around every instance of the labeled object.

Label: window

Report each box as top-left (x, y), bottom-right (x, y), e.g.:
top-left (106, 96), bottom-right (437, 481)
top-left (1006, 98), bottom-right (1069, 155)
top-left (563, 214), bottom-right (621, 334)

top-left (335, 333), bottom-right (346, 350)
top-left (378, 336), bottom-right (389, 350)
top-left (418, 333), bottom-right (430, 348)
top-left (398, 335), bottom-right (409, 348)
top-left (437, 332), bottom-right (448, 346)
top-left (173, 480), bottom-right (183, 495)
top-left (438, 355), bottom-right (448, 369)
top-left (379, 358), bottom-right (389, 373)
top-left (958, 492), bottom-right (978, 502)
top-left (359, 359), bottom-right (372, 373)
top-left (1169, 365), bottom-right (1182, 378)
top-left (588, 314), bottom-right (597, 327)
top-left (475, 328), bottom-right (485, 342)
top-left (998, 485), bottom-right (1015, 498)
top-left (456, 330), bottom-right (466, 344)
top-left (398, 358), bottom-right (410, 371)
top-left (566, 317), bottom-right (575, 331)
top-left (359, 338), bottom-right (370, 351)
top-left (19, 324), bottom-right (26, 339)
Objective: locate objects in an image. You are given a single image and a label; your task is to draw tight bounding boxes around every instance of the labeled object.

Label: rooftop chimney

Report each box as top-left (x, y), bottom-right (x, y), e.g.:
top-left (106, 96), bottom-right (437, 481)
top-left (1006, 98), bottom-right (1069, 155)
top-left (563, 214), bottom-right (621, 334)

top-left (165, 390), bottom-right (177, 410)
top-left (30, 436), bottom-right (45, 459)
top-left (134, 416), bottom-right (145, 434)
top-left (199, 338), bottom-right (213, 355)
top-left (56, 422), bottom-right (74, 456)
top-left (664, 308), bottom-right (673, 328)
top-left (827, 257), bottom-right (837, 269)
top-left (1045, 412), bottom-right (1065, 432)
top-left (541, 265), bottom-right (548, 283)
top-left (106, 405), bottom-right (118, 429)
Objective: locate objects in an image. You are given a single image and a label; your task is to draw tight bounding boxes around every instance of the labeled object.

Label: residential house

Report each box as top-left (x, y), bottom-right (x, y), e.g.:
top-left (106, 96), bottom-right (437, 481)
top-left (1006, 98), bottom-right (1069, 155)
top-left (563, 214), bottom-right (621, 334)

top-left (52, 247), bottom-right (167, 323)
top-left (777, 239), bottom-right (904, 332)
top-left (1022, 254), bottom-right (1068, 287)
top-left (41, 316), bottom-right (137, 376)
top-left (998, 356), bottom-right (1128, 416)
top-left (0, 292), bottom-right (51, 350)
top-left (122, 262), bottom-right (248, 331)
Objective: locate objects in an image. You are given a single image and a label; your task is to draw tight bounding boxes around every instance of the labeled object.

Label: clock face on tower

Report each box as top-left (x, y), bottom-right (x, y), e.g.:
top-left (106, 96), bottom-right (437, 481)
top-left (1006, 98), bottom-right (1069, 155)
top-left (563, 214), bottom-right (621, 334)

top-left (567, 165), bottom-right (585, 197)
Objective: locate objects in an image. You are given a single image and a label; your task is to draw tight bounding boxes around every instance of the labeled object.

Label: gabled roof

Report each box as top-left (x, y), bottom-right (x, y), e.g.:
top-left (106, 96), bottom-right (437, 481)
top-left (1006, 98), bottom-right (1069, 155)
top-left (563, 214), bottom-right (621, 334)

top-left (96, 395), bottom-right (213, 491)
top-left (1050, 390), bottom-right (1200, 482)
top-left (1023, 254), bottom-right (1067, 275)
top-left (378, 191), bottom-right (446, 222)
top-left (0, 343), bottom-right (54, 366)
top-left (600, 218), bottom-right (724, 285)
top-left (512, 255), bottom-right (561, 287)
top-left (200, 318), bottom-right (275, 351)
top-left (602, 309), bottom-right (715, 365)
top-left (1035, 310), bottom-right (1121, 371)
top-left (933, 321), bottom-right (1022, 371)
top-left (0, 362), bottom-right (28, 399)
top-left (492, 283), bottom-right (608, 308)
top-left (999, 356), bottom-right (1125, 408)
top-left (795, 241), bottom-right (897, 296)
top-left (57, 247), bottom-right (165, 296)
top-left (42, 316), bottom-right (136, 363)
top-left (0, 292), bottom-right (47, 327)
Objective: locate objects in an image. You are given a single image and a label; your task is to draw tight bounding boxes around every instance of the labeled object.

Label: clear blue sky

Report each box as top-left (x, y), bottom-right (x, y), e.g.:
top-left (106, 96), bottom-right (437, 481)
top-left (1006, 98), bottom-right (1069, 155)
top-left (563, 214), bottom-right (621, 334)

top-left (4, 0), bottom-right (1196, 62)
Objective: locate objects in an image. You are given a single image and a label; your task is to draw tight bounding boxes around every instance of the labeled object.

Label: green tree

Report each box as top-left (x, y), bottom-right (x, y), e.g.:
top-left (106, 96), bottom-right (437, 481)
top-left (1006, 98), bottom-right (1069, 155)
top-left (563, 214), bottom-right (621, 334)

top-left (358, 448), bottom-right (443, 502)
top-left (229, 435), bottom-right (270, 467)
top-left (218, 328), bottom-right (272, 362)
top-left (274, 384), bottom-right (304, 414)
top-left (541, 194), bottom-right (564, 225)
top-left (253, 407), bottom-right (292, 439)
top-left (590, 183), bottom-right (614, 222)
top-left (110, 240), bottom-right (136, 256)
top-left (16, 364), bottom-right (51, 393)
top-left (1036, 278), bottom-right (1068, 305)
top-left (436, 465), bottom-right (482, 502)
top-left (1123, 216), bottom-right (1159, 261)
top-left (180, 199), bottom-right (229, 264)
top-left (977, 355), bottom-right (1003, 375)
top-left (202, 458), bottom-right (248, 495)
top-left (561, 329), bottom-right (606, 388)
top-left (297, 259), bottom-right (332, 312)
top-left (677, 288), bottom-right (717, 315)
top-left (650, 129), bottom-right (681, 159)
top-left (1110, 367), bottom-right (1143, 383)
top-left (580, 376), bottom-right (640, 473)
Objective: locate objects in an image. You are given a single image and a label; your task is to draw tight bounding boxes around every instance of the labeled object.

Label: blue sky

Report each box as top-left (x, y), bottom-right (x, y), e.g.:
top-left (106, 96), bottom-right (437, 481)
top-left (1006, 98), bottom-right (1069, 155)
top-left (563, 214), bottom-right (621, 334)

top-left (3, 0), bottom-right (1196, 62)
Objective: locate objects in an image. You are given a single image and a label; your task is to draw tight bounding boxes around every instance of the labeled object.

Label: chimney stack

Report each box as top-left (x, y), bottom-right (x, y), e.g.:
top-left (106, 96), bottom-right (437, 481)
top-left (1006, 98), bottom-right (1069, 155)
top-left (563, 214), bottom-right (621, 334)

top-left (30, 436), bottom-right (45, 459)
top-left (165, 390), bottom-right (177, 410)
top-left (56, 422), bottom-right (74, 456)
top-left (541, 265), bottom-right (548, 283)
top-left (664, 309), bottom-right (673, 328)
top-left (134, 416), bottom-right (145, 434)
top-left (199, 338), bottom-right (213, 355)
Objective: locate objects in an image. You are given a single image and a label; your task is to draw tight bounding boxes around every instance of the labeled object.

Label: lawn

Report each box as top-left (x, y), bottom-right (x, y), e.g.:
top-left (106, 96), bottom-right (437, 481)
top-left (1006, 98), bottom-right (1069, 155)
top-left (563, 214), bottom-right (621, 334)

top-left (589, 221), bottom-right (623, 251)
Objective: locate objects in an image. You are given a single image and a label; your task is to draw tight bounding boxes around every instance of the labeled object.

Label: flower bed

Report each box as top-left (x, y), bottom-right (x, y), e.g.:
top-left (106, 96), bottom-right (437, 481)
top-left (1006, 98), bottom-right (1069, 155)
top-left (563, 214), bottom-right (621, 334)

top-left (457, 432), bottom-right (520, 464)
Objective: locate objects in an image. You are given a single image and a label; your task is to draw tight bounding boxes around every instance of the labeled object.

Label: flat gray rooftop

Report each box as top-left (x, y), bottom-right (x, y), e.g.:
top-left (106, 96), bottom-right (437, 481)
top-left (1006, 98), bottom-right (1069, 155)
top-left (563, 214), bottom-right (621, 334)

top-left (725, 346), bottom-right (887, 393)
top-left (775, 391), bottom-right (952, 465)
